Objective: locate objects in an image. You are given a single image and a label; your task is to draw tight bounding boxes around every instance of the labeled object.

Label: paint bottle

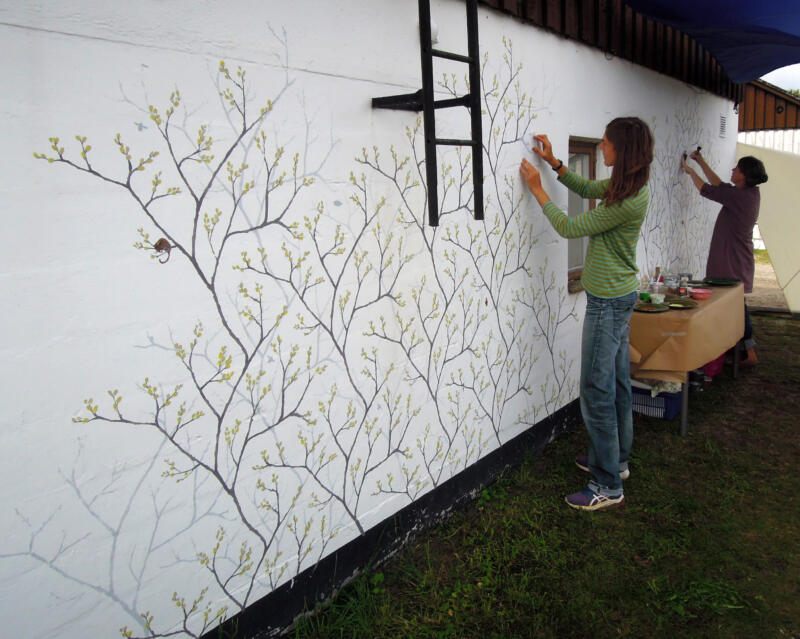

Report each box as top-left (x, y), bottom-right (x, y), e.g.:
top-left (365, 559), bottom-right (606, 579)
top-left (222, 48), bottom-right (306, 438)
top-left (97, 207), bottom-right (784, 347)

top-left (679, 275), bottom-right (689, 297)
top-left (639, 275), bottom-right (650, 302)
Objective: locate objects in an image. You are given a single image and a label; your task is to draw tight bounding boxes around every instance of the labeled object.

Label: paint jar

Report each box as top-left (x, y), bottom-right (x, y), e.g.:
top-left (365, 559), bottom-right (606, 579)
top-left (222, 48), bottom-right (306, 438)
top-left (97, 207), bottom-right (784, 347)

top-left (679, 275), bottom-right (689, 297)
top-left (649, 281), bottom-right (665, 296)
top-left (663, 274), bottom-right (679, 295)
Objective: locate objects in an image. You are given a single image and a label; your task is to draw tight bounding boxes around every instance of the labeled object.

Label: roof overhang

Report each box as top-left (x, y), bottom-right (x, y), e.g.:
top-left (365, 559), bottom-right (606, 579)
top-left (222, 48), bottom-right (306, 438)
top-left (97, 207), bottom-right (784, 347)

top-left (624, 1), bottom-right (800, 84)
top-left (739, 79), bottom-right (800, 131)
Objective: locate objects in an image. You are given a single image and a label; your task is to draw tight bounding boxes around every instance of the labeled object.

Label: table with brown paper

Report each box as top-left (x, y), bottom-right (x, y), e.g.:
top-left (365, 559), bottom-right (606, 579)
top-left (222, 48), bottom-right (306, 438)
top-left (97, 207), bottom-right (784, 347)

top-left (629, 283), bottom-right (745, 435)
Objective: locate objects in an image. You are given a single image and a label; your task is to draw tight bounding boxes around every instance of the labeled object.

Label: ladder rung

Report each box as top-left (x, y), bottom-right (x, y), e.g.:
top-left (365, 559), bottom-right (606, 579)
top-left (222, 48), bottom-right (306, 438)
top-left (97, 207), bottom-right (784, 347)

top-left (372, 93), bottom-right (471, 112)
top-left (432, 49), bottom-right (472, 64)
top-left (433, 95), bottom-right (471, 109)
top-left (370, 0), bottom-right (482, 226)
top-left (372, 90), bottom-right (423, 111)
top-left (435, 138), bottom-right (478, 146)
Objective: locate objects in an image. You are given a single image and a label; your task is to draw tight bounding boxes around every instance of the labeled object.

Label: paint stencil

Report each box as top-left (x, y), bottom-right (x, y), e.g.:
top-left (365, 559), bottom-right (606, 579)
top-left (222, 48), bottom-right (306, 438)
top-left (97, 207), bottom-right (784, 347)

top-left (520, 132), bottom-right (535, 152)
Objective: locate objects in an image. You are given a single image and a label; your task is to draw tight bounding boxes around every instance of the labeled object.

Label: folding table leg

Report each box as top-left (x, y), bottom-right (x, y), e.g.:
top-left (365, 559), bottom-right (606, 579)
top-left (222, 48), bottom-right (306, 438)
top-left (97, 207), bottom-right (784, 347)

top-left (732, 338), bottom-right (743, 379)
top-left (680, 375), bottom-right (689, 436)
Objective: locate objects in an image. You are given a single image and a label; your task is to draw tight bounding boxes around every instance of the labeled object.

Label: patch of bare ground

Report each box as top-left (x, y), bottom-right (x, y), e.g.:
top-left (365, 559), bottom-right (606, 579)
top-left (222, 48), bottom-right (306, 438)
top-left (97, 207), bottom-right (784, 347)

top-left (746, 260), bottom-right (790, 311)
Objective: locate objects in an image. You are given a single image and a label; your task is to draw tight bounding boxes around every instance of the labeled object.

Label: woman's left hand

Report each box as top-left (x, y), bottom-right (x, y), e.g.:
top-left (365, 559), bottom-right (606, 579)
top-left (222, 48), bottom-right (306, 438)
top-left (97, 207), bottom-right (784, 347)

top-left (520, 158), bottom-right (542, 192)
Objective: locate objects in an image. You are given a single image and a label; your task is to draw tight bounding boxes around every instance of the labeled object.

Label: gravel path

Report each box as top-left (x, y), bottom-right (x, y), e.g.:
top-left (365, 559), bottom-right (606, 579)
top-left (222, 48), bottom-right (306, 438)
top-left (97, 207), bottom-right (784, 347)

top-left (746, 261), bottom-right (790, 312)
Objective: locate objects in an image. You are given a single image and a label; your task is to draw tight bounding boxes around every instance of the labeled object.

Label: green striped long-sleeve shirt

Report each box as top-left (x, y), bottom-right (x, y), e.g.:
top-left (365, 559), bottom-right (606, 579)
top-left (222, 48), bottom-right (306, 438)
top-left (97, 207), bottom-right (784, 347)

top-left (542, 168), bottom-right (648, 298)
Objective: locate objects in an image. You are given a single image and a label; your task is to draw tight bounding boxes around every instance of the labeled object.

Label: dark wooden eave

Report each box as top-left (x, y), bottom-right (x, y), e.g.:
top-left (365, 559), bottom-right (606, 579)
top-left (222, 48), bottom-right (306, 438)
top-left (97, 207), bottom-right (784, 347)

top-left (739, 79), bottom-right (800, 132)
top-left (478, 0), bottom-right (744, 104)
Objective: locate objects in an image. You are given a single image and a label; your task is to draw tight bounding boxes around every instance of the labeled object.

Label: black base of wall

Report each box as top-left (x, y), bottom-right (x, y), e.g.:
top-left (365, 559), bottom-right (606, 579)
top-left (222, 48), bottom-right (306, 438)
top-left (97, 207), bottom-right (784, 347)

top-left (205, 399), bottom-right (581, 638)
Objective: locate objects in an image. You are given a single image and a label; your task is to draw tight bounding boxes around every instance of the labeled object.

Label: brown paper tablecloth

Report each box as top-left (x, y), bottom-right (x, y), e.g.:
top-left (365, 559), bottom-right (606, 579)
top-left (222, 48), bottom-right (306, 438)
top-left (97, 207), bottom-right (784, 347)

top-left (629, 283), bottom-right (745, 383)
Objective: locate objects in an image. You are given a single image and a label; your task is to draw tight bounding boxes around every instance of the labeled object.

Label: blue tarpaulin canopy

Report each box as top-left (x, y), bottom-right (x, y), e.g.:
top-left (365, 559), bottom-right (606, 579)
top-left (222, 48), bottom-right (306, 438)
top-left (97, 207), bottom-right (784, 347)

top-left (625, 1), bottom-right (800, 83)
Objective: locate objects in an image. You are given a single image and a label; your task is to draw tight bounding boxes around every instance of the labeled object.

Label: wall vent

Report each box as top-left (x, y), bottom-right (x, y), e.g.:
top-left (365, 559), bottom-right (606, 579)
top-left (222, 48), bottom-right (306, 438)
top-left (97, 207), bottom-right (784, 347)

top-left (719, 114), bottom-right (727, 138)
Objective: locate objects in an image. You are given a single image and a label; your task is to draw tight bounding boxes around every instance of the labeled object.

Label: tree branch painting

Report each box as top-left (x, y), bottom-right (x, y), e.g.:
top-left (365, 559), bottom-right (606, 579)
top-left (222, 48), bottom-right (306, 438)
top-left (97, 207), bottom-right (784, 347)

top-left (13, 38), bottom-right (578, 637)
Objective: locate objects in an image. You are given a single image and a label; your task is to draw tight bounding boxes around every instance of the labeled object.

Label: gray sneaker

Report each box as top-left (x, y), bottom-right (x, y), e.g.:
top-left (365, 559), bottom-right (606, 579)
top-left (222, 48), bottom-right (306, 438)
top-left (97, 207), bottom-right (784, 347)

top-left (575, 455), bottom-right (630, 480)
top-left (565, 487), bottom-right (624, 511)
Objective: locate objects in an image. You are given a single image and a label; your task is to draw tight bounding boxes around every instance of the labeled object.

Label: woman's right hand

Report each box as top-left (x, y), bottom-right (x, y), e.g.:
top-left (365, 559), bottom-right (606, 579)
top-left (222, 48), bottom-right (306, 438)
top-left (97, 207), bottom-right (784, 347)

top-left (532, 134), bottom-right (557, 166)
top-left (689, 149), bottom-right (702, 162)
top-left (520, 158), bottom-right (543, 193)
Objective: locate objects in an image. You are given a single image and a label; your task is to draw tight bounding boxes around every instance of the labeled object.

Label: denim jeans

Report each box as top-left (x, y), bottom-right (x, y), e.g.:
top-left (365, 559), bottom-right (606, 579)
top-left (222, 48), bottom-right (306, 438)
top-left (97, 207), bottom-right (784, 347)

top-left (579, 290), bottom-right (638, 497)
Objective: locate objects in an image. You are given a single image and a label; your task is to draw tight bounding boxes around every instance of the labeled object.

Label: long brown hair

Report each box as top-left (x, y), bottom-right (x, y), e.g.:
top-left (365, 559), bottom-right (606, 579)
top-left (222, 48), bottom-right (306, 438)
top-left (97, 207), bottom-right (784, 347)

top-left (604, 117), bottom-right (654, 205)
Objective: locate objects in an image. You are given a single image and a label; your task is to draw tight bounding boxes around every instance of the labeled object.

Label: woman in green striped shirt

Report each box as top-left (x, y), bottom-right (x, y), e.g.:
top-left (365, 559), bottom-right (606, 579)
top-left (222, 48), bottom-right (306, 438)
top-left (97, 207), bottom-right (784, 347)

top-left (520, 117), bottom-right (654, 511)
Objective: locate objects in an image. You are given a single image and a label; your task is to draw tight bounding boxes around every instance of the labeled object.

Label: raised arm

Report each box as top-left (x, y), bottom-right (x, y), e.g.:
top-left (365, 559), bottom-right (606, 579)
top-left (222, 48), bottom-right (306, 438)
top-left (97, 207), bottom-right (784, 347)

top-left (531, 134), bottom-right (608, 199)
top-left (541, 190), bottom-right (646, 239)
top-left (690, 149), bottom-right (722, 186)
top-left (520, 158), bottom-right (644, 239)
top-left (681, 154), bottom-right (707, 192)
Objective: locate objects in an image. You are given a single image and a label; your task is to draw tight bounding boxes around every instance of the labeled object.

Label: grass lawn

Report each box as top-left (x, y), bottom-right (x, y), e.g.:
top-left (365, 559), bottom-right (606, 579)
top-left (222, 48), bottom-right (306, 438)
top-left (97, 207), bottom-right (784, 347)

top-left (291, 312), bottom-right (800, 639)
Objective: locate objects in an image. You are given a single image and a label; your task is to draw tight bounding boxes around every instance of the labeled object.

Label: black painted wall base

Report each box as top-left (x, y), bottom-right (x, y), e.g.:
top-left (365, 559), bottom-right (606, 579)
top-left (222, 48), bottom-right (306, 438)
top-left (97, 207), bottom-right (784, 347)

top-left (205, 399), bottom-right (581, 638)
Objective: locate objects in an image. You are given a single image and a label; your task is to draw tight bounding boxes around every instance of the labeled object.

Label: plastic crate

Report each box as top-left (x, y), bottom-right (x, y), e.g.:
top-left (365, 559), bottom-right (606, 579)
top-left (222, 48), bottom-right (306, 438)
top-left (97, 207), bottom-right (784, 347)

top-left (631, 385), bottom-right (681, 420)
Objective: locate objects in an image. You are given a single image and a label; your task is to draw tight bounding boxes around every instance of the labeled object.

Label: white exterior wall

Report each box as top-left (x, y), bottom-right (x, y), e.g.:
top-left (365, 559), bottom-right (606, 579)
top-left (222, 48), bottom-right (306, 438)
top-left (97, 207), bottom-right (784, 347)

top-left (738, 128), bottom-right (800, 155)
top-left (0, 1), bottom-right (738, 637)
top-left (737, 130), bottom-right (800, 253)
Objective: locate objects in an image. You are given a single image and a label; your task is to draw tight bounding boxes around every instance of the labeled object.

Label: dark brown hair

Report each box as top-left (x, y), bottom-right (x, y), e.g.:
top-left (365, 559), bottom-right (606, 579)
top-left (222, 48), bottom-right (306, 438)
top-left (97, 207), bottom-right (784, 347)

top-left (604, 117), bottom-right (654, 205)
top-left (737, 156), bottom-right (768, 187)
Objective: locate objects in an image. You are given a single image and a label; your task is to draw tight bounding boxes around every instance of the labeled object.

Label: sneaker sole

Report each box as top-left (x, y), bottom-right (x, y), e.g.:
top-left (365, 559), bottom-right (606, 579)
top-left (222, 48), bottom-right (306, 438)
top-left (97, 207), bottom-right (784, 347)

top-left (575, 458), bottom-right (630, 480)
top-left (565, 495), bottom-right (625, 511)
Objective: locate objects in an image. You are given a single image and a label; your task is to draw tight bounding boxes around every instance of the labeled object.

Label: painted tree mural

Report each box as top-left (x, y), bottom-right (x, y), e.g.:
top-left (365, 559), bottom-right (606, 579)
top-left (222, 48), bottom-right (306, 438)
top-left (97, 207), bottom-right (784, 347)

top-left (11, 38), bottom-right (579, 638)
top-left (643, 97), bottom-right (719, 277)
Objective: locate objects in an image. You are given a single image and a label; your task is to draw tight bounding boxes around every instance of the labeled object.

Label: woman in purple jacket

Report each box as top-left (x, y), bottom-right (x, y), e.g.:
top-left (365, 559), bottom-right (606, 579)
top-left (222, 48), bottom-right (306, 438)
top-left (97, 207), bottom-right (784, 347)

top-left (681, 150), bottom-right (768, 363)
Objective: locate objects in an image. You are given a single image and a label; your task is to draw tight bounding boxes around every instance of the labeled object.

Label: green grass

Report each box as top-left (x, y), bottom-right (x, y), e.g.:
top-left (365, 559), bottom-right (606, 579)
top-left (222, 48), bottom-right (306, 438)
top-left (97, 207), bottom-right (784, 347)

top-left (753, 248), bottom-right (771, 265)
top-left (291, 313), bottom-right (800, 639)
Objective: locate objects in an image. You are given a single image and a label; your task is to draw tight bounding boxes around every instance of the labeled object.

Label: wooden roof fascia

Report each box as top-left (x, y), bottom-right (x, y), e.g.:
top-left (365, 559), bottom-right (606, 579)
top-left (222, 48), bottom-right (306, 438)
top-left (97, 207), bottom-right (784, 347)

top-left (739, 79), bottom-right (800, 132)
top-left (478, 0), bottom-right (743, 104)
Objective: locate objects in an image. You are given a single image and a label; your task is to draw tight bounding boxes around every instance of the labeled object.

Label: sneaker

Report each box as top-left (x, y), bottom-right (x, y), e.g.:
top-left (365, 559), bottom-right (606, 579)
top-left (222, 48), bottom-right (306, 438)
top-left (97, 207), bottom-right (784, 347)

top-left (565, 487), bottom-right (624, 511)
top-left (575, 455), bottom-right (630, 480)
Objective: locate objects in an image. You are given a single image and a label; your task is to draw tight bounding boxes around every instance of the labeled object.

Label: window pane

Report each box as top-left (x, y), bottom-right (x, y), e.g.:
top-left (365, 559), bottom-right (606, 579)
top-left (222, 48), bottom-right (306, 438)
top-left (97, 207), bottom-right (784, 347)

top-left (567, 152), bottom-right (590, 270)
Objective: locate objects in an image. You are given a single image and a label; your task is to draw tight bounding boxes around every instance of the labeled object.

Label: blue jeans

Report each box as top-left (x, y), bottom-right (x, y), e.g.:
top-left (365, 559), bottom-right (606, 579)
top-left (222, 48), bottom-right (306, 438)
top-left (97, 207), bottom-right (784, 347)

top-left (743, 303), bottom-right (756, 350)
top-left (580, 290), bottom-right (638, 497)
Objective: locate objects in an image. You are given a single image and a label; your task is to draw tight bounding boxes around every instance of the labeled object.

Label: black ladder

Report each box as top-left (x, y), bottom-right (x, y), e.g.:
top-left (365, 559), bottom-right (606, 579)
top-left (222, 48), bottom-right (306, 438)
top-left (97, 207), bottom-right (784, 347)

top-left (372, 0), bottom-right (483, 227)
